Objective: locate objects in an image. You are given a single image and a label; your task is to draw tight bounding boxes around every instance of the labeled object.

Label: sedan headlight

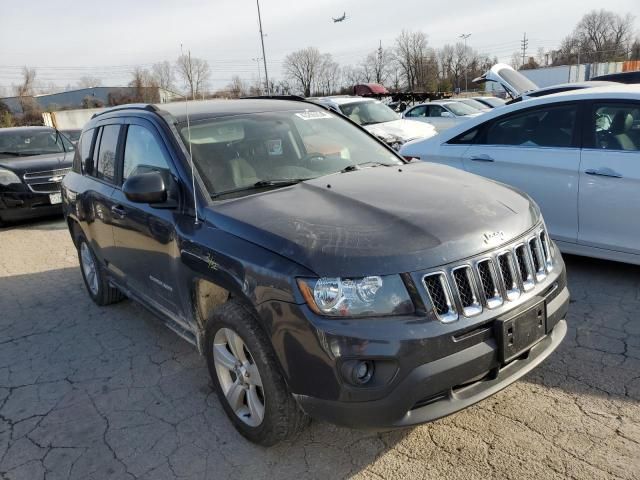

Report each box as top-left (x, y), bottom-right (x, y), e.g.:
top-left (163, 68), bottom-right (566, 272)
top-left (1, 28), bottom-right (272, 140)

top-left (297, 275), bottom-right (414, 317)
top-left (0, 168), bottom-right (21, 186)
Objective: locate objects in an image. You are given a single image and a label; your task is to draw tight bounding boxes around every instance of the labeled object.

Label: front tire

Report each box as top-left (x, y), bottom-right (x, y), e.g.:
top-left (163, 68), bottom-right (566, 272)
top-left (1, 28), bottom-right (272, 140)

top-left (204, 300), bottom-right (308, 446)
top-left (76, 234), bottom-right (125, 306)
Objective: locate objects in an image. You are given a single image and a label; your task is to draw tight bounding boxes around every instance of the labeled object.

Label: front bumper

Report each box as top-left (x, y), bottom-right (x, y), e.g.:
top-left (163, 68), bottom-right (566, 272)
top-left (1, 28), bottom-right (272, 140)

top-left (295, 290), bottom-right (568, 429)
top-left (0, 190), bottom-right (62, 222)
top-left (260, 243), bottom-right (569, 430)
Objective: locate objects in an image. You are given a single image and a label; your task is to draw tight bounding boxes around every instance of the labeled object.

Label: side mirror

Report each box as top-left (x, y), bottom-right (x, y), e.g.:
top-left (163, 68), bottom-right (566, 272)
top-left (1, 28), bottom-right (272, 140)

top-left (441, 111), bottom-right (454, 118)
top-left (123, 171), bottom-right (167, 204)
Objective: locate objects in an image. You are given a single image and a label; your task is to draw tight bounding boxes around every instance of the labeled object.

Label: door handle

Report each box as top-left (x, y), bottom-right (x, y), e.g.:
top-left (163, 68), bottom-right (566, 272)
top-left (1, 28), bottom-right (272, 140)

top-left (111, 205), bottom-right (127, 218)
top-left (584, 169), bottom-right (622, 179)
top-left (470, 154), bottom-right (494, 162)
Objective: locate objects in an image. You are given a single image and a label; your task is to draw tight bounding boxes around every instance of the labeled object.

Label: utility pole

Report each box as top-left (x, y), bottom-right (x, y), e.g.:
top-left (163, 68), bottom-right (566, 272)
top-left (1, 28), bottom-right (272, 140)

top-left (459, 33), bottom-right (471, 91)
top-left (521, 32), bottom-right (528, 68)
top-left (256, 0), bottom-right (270, 95)
top-left (377, 40), bottom-right (383, 84)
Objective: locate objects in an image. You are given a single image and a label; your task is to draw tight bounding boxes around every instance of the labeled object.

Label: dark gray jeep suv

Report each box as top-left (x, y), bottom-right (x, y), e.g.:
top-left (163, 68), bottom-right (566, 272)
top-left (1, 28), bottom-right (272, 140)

top-left (62, 99), bottom-right (569, 445)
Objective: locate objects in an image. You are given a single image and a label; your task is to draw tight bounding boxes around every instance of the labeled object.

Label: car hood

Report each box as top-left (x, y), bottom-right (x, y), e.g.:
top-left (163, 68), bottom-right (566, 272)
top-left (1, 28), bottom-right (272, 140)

top-left (0, 151), bottom-right (73, 176)
top-left (364, 119), bottom-right (437, 142)
top-left (206, 162), bottom-right (540, 277)
top-left (473, 63), bottom-right (538, 99)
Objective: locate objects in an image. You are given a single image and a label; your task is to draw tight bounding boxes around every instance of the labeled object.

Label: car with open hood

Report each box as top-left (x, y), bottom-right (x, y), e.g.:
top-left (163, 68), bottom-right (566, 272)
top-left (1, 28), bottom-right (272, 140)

top-left (0, 126), bottom-right (75, 225)
top-left (62, 98), bottom-right (569, 446)
top-left (311, 96), bottom-right (437, 149)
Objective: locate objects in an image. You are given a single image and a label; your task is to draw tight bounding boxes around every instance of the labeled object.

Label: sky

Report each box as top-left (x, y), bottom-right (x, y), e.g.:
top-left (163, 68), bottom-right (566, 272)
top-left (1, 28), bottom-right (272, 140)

top-left (0, 0), bottom-right (638, 95)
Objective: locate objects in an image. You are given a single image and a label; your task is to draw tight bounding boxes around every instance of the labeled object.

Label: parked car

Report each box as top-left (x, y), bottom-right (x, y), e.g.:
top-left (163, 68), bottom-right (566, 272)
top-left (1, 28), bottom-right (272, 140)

top-left (400, 84), bottom-right (640, 265)
top-left (61, 129), bottom-right (82, 145)
top-left (474, 63), bottom-right (616, 104)
top-left (592, 70), bottom-right (640, 84)
top-left (403, 101), bottom-right (482, 132)
top-left (450, 98), bottom-right (492, 112)
top-left (311, 96), bottom-right (437, 149)
top-left (472, 96), bottom-right (506, 108)
top-left (62, 99), bottom-right (568, 446)
top-left (0, 126), bottom-right (75, 225)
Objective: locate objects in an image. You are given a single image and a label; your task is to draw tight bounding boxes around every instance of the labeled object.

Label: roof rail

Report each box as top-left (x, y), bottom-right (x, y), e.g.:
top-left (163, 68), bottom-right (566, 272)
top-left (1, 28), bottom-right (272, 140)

top-left (240, 95), bottom-right (307, 101)
top-left (91, 103), bottom-right (159, 119)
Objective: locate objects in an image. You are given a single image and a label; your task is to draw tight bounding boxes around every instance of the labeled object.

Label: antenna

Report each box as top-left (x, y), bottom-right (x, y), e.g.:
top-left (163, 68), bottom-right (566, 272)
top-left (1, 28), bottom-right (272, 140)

top-left (180, 44), bottom-right (199, 225)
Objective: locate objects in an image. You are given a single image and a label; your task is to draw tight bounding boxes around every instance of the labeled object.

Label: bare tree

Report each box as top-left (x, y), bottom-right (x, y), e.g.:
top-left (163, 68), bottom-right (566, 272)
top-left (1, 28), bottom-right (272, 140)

top-left (342, 65), bottom-right (365, 87)
top-left (554, 9), bottom-right (635, 64)
top-left (176, 54), bottom-right (211, 99)
top-left (394, 30), bottom-right (430, 90)
top-left (13, 67), bottom-right (36, 98)
top-left (129, 67), bottom-right (160, 103)
top-left (361, 43), bottom-right (394, 85)
top-left (77, 76), bottom-right (102, 89)
top-left (315, 54), bottom-right (341, 95)
top-left (151, 61), bottom-right (174, 91)
top-left (510, 51), bottom-right (522, 70)
top-left (283, 47), bottom-right (322, 96)
top-left (227, 75), bottom-right (248, 98)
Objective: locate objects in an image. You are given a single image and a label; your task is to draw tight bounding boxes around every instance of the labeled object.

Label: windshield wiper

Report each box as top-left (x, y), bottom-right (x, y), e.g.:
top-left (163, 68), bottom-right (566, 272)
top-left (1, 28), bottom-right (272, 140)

top-left (211, 178), bottom-right (309, 199)
top-left (0, 151), bottom-right (30, 157)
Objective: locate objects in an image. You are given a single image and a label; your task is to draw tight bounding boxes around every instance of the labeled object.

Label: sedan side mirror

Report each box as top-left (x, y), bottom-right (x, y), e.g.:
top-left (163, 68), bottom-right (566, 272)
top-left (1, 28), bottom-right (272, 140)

top-left (123, 171), bottom-right (167, 204)
top-left (441, 111), bottom-right (454, 118)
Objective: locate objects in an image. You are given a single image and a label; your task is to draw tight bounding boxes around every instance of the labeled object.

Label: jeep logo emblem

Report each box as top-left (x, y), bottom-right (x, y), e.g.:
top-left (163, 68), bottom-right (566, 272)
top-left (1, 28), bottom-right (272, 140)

top-left (483, 231), bottom-right (505, 245)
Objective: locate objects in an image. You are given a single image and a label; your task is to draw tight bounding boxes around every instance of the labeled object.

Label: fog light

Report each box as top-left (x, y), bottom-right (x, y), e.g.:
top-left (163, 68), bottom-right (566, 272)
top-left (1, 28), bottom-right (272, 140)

top-left (353, 360), bottom-right (374, 385)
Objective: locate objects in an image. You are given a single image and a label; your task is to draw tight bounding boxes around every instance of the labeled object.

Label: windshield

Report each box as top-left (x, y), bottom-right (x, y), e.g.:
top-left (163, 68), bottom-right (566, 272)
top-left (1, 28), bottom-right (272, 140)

top-left (179, 110), bottom-right (402, 199)
top-left (497, 67), bottom-right (538, 94)
top-left (445, 102), bottom-right (479, 116)
top-left (476, 97), bottom-right (505, 108)
top-left (0, 129), bottom-right (73, 158)
top-left (456, 99), bottom-right (488, 110)
top-left (338, 100), bottom-right (399, 125)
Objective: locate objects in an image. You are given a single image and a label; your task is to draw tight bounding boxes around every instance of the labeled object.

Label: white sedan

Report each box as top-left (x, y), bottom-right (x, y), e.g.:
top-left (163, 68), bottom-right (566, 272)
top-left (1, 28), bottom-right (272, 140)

top-left (400, 84), bottom-right (640, 265)
top-left (402, 101), bottom-right (482, 133)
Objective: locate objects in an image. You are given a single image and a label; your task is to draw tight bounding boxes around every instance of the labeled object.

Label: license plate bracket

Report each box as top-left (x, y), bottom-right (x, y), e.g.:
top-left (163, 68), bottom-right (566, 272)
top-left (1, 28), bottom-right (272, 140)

top-left (495, 298), bottom-right (546, 364)
top-left (49, 192), bottom-right (62, 205)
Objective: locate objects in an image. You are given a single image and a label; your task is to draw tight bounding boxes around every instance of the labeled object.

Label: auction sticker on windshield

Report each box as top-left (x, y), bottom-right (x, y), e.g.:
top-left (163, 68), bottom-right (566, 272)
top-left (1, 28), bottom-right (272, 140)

top-left (295, 111), bottom-right (333, 120)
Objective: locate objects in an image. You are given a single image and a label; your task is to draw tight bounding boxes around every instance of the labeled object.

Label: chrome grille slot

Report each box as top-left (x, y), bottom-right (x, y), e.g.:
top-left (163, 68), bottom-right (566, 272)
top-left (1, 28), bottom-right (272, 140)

top-left (423, 273), bottom-right (458, 323)
top-left (515, 244), bottom-right (535, 291)
top-left (498, 252), bottom-right (520, 301)
top-left (452, 266), bottom-right (482, 317)
top-left (529, 236), bottom-right (547, 281)
top-left (476, 259), bottom-right (503, 309)
top-left (539, 229), bottom-right (553, 271)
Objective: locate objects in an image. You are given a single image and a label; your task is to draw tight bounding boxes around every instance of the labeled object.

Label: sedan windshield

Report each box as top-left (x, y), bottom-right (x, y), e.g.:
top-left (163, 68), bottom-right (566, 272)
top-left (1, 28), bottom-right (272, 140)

top-left (0, 129), bottom-right (73, 158)
top-left (445, 102), bottom-right (479, 116)
top-left (338, 101), bottom-right (399, 125)
top-left (455, 99), bottom-right (489, 111)
top-left (179, 110), bottom-right (402, 198)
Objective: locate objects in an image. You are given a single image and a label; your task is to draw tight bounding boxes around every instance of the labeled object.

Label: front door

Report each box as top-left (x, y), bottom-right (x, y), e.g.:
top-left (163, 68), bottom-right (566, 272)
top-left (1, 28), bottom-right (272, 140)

top-left (109, 118), bottom-right (184, 316)
top-left (463, 103), bottom-right (581, 244)
top-left (578, 101), bottom-right (640, 255)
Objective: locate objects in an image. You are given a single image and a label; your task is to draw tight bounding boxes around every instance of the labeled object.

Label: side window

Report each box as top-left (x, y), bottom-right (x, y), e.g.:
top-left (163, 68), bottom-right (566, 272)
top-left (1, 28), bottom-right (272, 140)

top-left (428, 105), bottom-right (445, 117)
top-left (592, 103), bottom-right (640, 151)
top-left (96, 125), bottom-right (120, 182)
top-left (74, 129), bottom-right (94, 173)
top-left (406, 106), bottom-right (426, 118)
top-left (448, 127), bottom-right (481, 145)
top-left (484, 105), bottom-right (577, 148)
top-left (123, 125), bottom-right (172, 181)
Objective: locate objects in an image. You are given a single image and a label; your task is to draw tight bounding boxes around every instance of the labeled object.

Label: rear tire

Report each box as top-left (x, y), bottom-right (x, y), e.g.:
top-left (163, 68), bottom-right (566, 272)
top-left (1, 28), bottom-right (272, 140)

top-left (76, 234), bottom-right (125, 306)
top-left (205, 300), bottom-right (308, 446)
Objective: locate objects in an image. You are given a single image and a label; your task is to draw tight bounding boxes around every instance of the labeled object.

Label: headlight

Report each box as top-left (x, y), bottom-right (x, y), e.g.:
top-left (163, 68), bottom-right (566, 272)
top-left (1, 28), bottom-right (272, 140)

top-left (0, 168), bottom-right (21, 186)
top-left (297, 275), bottom-right (414, 317)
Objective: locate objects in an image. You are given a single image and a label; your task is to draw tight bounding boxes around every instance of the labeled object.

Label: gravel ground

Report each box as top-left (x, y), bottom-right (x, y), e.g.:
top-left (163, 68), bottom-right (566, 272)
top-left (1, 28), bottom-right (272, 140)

top-left (0, 217), bottom-right (638, 480)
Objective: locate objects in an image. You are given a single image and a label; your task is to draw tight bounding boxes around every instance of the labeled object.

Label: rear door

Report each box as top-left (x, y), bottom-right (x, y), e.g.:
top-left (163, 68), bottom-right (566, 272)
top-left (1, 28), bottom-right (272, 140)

top-left (463, 102), bottom-right (581, 244)
top-left (109, 117), bottom-right (185, 317)
top-left (578, 101), bottom-right (640, 255)
top-left (80, 123), bottom-right (122, 264)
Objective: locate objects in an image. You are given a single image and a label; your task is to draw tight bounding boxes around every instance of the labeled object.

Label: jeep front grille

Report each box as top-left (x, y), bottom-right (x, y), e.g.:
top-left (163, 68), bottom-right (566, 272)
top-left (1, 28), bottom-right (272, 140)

top-left (422, 226), bottom-right (554, 322)
top-left (423, 273), bottom-right (458, 323)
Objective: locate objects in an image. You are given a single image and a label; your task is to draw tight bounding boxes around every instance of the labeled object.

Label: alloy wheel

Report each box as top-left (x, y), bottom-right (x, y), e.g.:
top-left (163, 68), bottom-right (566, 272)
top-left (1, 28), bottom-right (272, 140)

top-left (213, 327), bottom-right (265, 427)
top-left (80, 242), bottom-right (99, 296)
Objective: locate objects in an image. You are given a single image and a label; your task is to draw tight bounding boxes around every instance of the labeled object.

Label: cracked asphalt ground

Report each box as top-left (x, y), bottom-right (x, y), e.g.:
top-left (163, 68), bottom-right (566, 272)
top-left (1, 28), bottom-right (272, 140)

top-left (0, 218), bottom-right (639, 480)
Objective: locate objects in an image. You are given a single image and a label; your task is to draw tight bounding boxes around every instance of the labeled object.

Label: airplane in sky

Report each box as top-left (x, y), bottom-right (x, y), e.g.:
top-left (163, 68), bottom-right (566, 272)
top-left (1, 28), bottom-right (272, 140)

top-left (332, 12), bottom-right (347, 23)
